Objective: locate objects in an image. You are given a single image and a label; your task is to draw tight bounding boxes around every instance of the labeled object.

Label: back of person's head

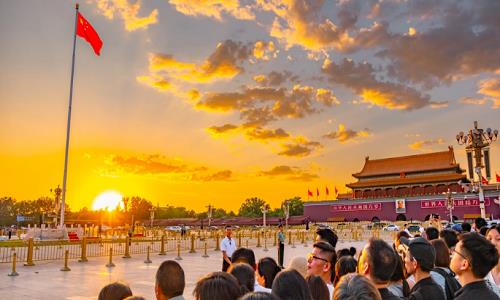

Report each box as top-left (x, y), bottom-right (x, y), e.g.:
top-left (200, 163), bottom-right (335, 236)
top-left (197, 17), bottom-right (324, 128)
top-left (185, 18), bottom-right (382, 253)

top-left (333, 274), bottom-right (382, 300)
top-left (480, 226), bottom-right (489, 236)
top-left (240, 292), bottom-right (280, 300)
top-left (272, 269), bottom-right (312, 300)
top-left (439, 229), bottom-right (458, 249)
top-left (257, 257), bottom-right (281, 289)
top-left (193, 271), bottom-right (241, 300)
top-left (349, 247), bottom-right (356, 257)
top-left (389, 255), bottom-right (410, 297)
top-left (461, 222), bottom-right (471, 232)
top-left (306, 275), bottom-right (330, 300)
top-left (230, 263), bottom-right (255, 295)
top-left (474, 218), bottom-right (487, 231)
top-left (334, 256), bottom-right (357, 286)
top-left (425, 227), bottom-right (439, 240)
top-left (124, 297), bottom-right (146, 300)
top-left (98, 282), bottom-right (132, 300)
top-left (287, 256), bottom-right (308, 277)
top-left (232, 248), bottom-right (256, 269)
top-left (430, 239), bottom-right (450, 268)
top-left (336, 247), bottom-right (356, 259)
top-left (156, 260), bottom-right (185, 299)
top-left (316, 228), bottom-right (338, 248)
top-left (361, 238), bottom-right (397, 284)
top-left (459, 233), bottom-right (499, 278)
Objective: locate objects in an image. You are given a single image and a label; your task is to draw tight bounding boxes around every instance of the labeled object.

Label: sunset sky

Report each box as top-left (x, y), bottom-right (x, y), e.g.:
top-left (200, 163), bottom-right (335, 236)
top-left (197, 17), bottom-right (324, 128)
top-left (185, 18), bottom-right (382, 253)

top-left (1, 0), bottom-right (499, 213)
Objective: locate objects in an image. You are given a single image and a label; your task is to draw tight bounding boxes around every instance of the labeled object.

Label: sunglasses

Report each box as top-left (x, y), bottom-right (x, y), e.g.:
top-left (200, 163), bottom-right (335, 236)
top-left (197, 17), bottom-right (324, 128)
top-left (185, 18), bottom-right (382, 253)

top-left (307, 253), bottom-right (329, 263)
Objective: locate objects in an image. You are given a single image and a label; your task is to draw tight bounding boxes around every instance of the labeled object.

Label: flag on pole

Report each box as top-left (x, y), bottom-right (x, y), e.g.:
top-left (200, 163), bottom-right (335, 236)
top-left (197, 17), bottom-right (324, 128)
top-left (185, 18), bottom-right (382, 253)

top-left (326, 187), bottom-right (329, 196)
top-left (77, 12), bottom-right (103, 55)
top-left (496, 173), bottom-right (500, 183)
top-left (307, 189), bottom-right (313, 197)
top-left (482, 176), bottom-right (489, 185)
top-left (335, 186), bottom-right (338, 195)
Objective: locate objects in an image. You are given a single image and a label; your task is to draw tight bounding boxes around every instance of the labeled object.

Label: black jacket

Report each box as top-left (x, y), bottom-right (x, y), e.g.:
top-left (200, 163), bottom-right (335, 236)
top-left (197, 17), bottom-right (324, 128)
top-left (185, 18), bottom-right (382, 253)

top-left (454, 280), bottom-right (500, 300)
top-left (378, 288), bottom-right (403, 300)
top-left (409, 276), bottom-right (445, 300)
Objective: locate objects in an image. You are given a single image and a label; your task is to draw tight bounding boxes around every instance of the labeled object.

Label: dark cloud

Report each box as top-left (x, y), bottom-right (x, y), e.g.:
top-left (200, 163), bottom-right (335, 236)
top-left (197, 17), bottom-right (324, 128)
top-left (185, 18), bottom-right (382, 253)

top-left (259, 165), bottom-right (319, 181)
top-left (207, 124), bottom-right (239, 134)
top-left (112, 155), bottom-right (188, 174)
top-left (245, 127), bottom-right (290, 141)
top-left (278, 139), bottom-right (322, 157)
top-left (192, 170), bottom-right (233, 181)
top-left (323, 124), bottom-right (371, 143)
top-left (254, 71), bottom-right (300, 86)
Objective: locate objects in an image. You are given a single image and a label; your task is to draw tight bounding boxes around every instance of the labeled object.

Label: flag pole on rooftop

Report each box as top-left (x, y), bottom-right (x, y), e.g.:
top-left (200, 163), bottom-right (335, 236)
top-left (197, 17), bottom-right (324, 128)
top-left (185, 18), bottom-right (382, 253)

top-left (59, 3), bottom-right (80, 228)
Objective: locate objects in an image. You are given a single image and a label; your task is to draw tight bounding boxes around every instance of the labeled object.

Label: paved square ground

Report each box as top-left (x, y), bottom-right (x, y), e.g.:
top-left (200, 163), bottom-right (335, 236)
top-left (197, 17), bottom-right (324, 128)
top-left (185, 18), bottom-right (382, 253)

top-left (0, 241), bottom-right (366, 300)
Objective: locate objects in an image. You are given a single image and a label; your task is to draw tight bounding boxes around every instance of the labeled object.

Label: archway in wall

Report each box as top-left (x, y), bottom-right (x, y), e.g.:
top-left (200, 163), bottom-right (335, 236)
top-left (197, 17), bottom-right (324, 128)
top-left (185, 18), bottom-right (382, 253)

top-left (371, 216), bottom-right (380, 223)
top-left (353, 218), bottom-right (360, 222)
top-left (396, 214), bottom-right (407, 221)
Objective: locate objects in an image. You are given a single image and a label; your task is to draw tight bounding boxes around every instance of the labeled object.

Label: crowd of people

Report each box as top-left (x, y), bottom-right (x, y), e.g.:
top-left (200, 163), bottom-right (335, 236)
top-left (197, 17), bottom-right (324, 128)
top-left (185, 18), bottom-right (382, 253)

top-left (98, 219), bottom-right (500, 300)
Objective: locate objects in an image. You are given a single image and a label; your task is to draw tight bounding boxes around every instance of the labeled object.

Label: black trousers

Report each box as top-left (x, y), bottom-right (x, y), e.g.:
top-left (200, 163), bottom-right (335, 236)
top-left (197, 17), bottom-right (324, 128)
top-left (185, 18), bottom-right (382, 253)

top-left (222, 257), bottom-right (232, 272)
top-left (278, 242), bottom-right (284, 267)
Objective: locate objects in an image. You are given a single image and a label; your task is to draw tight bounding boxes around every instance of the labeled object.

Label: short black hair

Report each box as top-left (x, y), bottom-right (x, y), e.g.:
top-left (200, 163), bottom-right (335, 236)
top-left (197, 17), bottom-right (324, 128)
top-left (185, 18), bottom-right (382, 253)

top-left (461, 222), bottom-right (471, 232)
top-left (257, 257), bottom-right (281, 289)
top-left (334, 256), bottom-right (357, 286)
top-left (439, 229), bottom-right (458, 249)
top-left (314, 241), bottom-right (337, 283)
top-left (156, 260), bottom-right (185, 298)
top-left (193, 272), bottom-right (241, 300)
top-left (98, 282), bottom-right (132, 300)
top-left (365, 238), bottom-right (397, 284)
top-left (230, 263), bottom-right (255, 294)
top-left (240, 292), bottom-right (280, 300)
top-left (475, 218), bottom-right (487, 230)
top-left (272, 269), bottom-right (312, 300)
top-left (425, 227), bottom-right (439, 240)
top-left (306, 275), bottom-right (330, 300)
top-left (460, 233), bottom-right (499, 278)
top-left (232, 247), bottom-right (256, 268)
top-left (316, 228), bottom-right (338, 248)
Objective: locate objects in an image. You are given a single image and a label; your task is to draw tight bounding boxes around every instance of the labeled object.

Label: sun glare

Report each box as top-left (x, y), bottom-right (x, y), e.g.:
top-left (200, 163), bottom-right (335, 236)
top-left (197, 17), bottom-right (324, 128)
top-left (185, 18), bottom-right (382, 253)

top-left (92, 191), bottom-right (123, 211)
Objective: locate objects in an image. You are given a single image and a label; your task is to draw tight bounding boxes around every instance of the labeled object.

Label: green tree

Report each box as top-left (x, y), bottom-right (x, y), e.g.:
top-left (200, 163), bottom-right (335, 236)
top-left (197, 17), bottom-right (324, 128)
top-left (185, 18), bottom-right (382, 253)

top-left (282, 196), bottom-right (304, 216)
top-left (238, 197), bottom-right (267, 217)
top-left (127, 196), bottom-right (153, 220)
top-left (0, 197), bottom-right (16, 225)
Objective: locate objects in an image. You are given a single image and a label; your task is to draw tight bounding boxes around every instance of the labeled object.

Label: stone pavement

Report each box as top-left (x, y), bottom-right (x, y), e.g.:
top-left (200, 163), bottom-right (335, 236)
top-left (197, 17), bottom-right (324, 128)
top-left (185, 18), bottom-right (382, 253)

top-left (0, 241), bottom-right (367, 300)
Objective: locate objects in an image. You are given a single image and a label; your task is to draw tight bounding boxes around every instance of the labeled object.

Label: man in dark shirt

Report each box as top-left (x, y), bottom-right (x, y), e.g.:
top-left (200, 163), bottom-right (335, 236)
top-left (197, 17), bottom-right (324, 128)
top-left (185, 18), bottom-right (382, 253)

top-left (400, 237), bottom-right (445, 300)
top-left (451, 233), bottom-right (500, 300)
top-left (359, 238), bottom-right (402, 300)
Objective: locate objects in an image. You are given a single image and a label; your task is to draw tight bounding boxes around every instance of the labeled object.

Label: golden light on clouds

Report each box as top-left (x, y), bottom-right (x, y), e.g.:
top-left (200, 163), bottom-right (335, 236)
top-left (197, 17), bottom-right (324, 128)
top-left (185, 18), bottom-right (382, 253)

top-left (92, 0), bottom-right (158, 31)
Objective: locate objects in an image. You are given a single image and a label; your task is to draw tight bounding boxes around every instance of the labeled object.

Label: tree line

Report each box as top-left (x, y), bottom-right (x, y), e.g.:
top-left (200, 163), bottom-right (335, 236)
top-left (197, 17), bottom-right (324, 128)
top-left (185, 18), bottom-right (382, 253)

top-left (0, 195), bottom-right (304, 226)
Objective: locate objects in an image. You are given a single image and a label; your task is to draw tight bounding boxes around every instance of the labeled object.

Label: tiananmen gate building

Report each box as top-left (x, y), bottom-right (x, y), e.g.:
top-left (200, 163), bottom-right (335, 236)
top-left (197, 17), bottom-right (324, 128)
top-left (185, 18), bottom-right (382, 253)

top-left (304, 146), bottom-right (500, 222)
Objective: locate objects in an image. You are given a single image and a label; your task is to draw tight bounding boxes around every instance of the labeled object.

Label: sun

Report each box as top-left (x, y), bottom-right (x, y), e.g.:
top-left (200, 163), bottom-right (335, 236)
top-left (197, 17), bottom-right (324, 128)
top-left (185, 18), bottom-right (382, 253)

top-left (92, 191), bottom-right (123, 211)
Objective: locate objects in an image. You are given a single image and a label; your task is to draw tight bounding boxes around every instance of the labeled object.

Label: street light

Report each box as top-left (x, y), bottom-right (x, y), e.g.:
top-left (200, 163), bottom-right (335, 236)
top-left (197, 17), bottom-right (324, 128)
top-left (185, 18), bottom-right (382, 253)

top-left (149, 207), bottom-right (156, 228)
top-left (456, 121), bottom-right (498, 218)
top-left (443, 188), bottom-right (456, 224)
top-left (261, 204), bottom-right (270, 229)
top-left (206, 204), bottom-right (213, 228)
top-left (284, 201), bottom-right (290, 231)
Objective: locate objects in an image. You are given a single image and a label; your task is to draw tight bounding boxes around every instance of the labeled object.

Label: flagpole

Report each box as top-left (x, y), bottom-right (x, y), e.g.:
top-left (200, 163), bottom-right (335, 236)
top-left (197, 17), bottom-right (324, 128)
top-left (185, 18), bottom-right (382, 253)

top-left (60, 3), bottom-right (79, 228)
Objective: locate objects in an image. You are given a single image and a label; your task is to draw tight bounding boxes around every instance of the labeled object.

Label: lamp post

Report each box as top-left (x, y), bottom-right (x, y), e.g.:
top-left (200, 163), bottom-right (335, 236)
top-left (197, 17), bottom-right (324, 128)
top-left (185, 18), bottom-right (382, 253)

top-left (261, 204), bottom-right (269, 229)
top-left (444, 188), bottom-right (456, 224)
top-left (50, 185), bottom-right (62, 228)
top-left (284, 201), bottom-right (290, 231)
top-left (456, 121), bottom-right (498, 218)
top-left (149, 207), bottom-right (156, 228)
top-left (206, 204), bottom-right (212, 228)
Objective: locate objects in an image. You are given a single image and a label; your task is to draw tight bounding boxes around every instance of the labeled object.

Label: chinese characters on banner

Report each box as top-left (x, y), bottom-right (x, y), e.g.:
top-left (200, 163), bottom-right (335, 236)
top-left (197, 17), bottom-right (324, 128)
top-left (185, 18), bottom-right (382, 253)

top-left (331, 202), bottom-right (382, 212)
top-left (420, 198), bottom-right (490, 209)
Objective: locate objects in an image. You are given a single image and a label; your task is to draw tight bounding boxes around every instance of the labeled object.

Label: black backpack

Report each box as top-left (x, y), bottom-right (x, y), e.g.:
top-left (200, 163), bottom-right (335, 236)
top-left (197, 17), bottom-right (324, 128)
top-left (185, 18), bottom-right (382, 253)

top-left (432, 267), bottom-right (461, 299)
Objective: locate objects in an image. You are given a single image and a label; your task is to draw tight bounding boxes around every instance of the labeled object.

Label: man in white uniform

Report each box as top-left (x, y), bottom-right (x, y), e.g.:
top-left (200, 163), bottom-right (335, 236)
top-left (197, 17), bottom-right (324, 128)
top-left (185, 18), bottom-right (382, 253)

top-left (221, 225), bottom-right (237, 272)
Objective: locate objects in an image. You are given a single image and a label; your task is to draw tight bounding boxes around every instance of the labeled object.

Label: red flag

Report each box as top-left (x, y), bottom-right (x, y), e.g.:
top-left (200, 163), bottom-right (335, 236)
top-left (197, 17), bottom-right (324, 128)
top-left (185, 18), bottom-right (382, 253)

top-left (482, 176), bottom-right (489, 185)
top-left (335, 186), bottom-right (338, 195)
top-left (316, 188), bottom-right (319, 197)
top-left (307, 189), bottom-right (313, 197)
top-left (77, 12), bottom-right (103, 56)
top-left (325, 187), bottom-right (329, 196)
top-left (496, 173), bottom-right (500, 183)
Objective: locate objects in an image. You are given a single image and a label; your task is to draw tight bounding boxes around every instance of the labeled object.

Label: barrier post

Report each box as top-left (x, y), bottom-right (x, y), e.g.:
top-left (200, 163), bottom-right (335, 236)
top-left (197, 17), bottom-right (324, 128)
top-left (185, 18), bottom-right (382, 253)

top-left (123, 237), bottom-right (131, 258)
top-left (238, 232), bottom-right (242, 248)
top-left (159, 235), bottom-right (166, 255)
top-left (175, 241), bottom-right (183, 260)
top-left (24, 238), bottom-right (35, 266)
top-left (60, 250), bottom-right (71, 271)
top-left (246, 238), bottom-right (249, 248)
top-left (79, 237), bottom-right (89, 262)
top-left (106, 247), bottom-right (115, 267)
top-left (304, 230), bottom-right (308, 247)
top-left (202, 241), bottom-right (209, 258)
top-left (263, 231), bottom-right (268, 252)
top-left (215, 234), bottom-right (220, 251)
top-left (273, 231), bottom-right (277, 247)
top-left (291, 231), bottom-right (296, 248)
top-left (8, 252), bottom-right (19, 276)
top-left (288, 231), bottom-right (292, 245)
top-left (256, 231), bottom-right (262, 248)
top-left (144, 246), bottom-right (152, 264)
top-left (189, 234), bottom-right (196, 253)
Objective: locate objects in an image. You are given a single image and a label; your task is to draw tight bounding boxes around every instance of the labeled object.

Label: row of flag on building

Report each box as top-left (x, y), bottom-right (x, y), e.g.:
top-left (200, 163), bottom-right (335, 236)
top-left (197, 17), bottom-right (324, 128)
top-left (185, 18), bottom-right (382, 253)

top-left (482, 173), bottom-right (500, 185)
top-left (307, 187), bottom-right (338, 200)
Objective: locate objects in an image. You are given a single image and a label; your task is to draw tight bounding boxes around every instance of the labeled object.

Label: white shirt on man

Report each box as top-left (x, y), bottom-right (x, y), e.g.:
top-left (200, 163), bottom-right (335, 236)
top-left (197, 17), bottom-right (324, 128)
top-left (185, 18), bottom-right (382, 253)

top-left (327, 282), bottom-right (334, 300)
top-left (221, 236), bottom-right (237, 258)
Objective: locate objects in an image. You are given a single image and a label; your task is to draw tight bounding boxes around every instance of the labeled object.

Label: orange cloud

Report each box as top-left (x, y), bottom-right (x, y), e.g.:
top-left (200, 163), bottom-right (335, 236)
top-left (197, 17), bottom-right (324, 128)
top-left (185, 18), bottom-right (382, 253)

top-left (92, 0), bottom-right (158, 31)
top-left (409, 138), bottom-right (445, 151)
top-left (278, 137), bottom-right (322, 157)
top-left (259, 165), bottom-right (318, 181)
top-left (168, 0), bottom-right (255, 21)
top-left (245, 127), bottom-right (290, 141)
top-left (253, 41), bottom-right (278, 61)
top-left (478, 78), bottom-right (500, 109)
top-left (323, 124), bottom-right (371, 143)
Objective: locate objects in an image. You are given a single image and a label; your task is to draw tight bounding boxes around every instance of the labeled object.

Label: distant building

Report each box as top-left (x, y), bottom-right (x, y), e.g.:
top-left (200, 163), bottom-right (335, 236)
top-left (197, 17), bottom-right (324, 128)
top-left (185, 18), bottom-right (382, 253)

top-left (304, 147), bottom-right (500, 222)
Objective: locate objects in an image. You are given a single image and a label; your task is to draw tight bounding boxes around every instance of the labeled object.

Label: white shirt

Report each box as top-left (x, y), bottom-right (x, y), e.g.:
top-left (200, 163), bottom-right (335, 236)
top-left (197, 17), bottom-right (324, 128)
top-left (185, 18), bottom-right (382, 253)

top-left (485, 271), bottom-right (500, 297)
top-left (327, 283), bottom-right (334, 300)
top-left (221, 236), bottom-right (237, 258)
top-left (254, 283), bottom-right (272, 293)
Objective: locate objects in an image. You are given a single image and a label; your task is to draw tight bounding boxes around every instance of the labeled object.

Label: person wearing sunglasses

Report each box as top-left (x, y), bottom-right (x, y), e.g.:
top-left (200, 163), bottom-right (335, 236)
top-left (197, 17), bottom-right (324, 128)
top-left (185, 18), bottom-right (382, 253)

top-left (451, 233), bottom-right (500, 300)
top-left (307, 242), bottom-right (336, 300)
